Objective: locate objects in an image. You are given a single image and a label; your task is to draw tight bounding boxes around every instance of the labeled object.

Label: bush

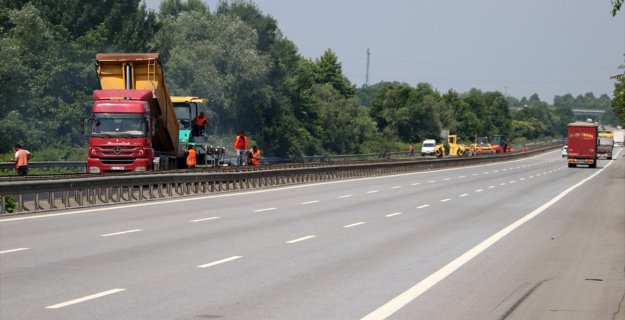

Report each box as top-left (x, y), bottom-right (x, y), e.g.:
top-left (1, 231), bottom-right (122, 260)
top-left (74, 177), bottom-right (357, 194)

top-left (4, 196), bottom-right (16, 213)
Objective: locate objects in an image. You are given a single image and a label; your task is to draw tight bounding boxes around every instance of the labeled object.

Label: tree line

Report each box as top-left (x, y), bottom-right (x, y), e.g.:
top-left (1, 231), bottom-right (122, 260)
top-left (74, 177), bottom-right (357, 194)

top-left (1, 0), bottom-right (623, 158)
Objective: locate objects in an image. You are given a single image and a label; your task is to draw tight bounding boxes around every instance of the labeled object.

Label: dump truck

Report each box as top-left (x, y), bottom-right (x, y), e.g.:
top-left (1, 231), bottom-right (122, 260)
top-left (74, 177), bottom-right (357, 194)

top-left (87, 53), bottom-right (180, 173)
top-left (566, 122), bottom-right (599, 168)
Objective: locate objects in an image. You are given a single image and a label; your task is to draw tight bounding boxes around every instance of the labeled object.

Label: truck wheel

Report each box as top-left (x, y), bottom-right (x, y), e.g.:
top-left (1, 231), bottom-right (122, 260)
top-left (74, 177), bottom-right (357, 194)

top-left (568, 163), bottom-right (575, 168)
top-left (607, 156), bottom-right (612, 160)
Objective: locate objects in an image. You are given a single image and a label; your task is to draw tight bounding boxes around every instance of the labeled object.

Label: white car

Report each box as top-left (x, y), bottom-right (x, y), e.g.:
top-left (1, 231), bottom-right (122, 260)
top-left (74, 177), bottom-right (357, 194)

top-left (421, 139), bottom-right (437, 156)
top-left (561, 145), bottom-right (568, 157)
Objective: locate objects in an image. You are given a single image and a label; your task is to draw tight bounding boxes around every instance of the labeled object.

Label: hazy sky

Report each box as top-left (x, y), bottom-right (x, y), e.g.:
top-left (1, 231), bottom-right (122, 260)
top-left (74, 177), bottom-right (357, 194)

top-left (145, 0), bottom-right (625, 102)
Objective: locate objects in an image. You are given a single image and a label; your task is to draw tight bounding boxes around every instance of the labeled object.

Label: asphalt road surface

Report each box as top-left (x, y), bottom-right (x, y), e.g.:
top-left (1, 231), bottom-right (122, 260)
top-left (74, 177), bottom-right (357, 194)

top-left (1, 148), bottom-right (624, 320)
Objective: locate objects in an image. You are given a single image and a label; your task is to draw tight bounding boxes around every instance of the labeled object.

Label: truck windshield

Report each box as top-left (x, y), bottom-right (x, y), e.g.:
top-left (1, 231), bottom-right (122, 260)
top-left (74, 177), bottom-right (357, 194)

top-left (174, 103), bottom-right (192, 130)
top-left (92, 114), bottom-right (146, 137)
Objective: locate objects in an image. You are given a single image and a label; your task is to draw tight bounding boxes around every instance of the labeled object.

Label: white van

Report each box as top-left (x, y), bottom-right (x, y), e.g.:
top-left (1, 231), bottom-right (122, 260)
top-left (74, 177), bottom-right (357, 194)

top-left (421, 139), bottom-right (436, 156)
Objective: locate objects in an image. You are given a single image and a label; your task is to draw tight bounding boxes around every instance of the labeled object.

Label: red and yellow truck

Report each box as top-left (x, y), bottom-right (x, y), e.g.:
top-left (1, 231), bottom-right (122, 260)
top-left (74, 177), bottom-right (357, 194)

top-left (566, 122), bottom-right (599, 168)
top-left (87, 53), bottom-right (180, 173)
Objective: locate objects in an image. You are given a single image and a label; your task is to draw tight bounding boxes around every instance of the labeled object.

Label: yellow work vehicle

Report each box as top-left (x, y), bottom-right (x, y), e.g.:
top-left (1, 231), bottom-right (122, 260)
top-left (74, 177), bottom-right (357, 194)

top-left (434, 135), bottom-right (472, 158)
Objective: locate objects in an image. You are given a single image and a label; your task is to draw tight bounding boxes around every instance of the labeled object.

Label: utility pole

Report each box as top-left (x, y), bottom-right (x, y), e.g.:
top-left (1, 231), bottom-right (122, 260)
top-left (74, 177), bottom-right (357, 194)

top-left (365, 48), bottom-right (370, 87)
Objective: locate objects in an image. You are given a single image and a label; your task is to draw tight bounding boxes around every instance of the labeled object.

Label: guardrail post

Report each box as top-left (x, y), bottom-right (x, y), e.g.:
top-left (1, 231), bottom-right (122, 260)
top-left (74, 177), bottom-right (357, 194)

top-left (62, 191), bottom-right (69, 208)
top-left (1, 196), bottom-right (5, 215)
top-left (48, 192), bottom-right (56, 210)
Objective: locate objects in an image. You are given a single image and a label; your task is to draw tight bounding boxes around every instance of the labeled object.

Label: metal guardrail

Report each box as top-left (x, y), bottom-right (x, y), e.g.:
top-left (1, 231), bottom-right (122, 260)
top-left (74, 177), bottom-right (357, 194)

top-left (0, 161), bottom-right (87, 170)
top-left (0, 145), bottom-right (557, 215)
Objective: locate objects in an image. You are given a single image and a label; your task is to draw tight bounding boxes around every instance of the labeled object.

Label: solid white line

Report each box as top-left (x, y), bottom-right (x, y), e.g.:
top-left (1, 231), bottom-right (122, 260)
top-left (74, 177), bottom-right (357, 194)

top-left (286, 235), bottom-right (315, 244)
top-left (190, 217), bottom-right (220, 222)
top-left (416, 204), bottom-right (430, 209)
top-left (0, 248), bottom-right (29, 255)
top-left (367, 190), bottom-right (379, 194)
top-left (338, 195), bottom-right (352, 198)
top-left (459, 194), bottom-right (469, 197)
top-left (253, 207), bottom-right (276, 212)
top-left (360, 158), bottom-right (614, 320)
top-left (391, 186), bottom-right (402, 189)
top-left (475, 189), bottom-right (483, 192)
top-left (301, 200), bottom-right (320, 205)
top-left (1, 151), bottom-right (555, 223)
top-left (46, 289), bottom-right (126, 309)
top-left (344, 222), bottom-right (366, 228)
top-left (197, 256), bottom-right (242, 268)
top-left (440, 198), bottom-right (451, 202)
top-left (100, 229), bottom-right (142, 237)
top-left (385, 212), bottom-right (402, 217)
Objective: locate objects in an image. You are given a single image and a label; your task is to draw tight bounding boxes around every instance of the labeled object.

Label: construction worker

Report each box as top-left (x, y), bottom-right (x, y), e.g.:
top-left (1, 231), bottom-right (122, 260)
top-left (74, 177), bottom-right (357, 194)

top-left (248, 145), bottom-right (261, 166)
top-left (193, 112), bottom-right (208, 136)
top-left (234, 131), bottom-right (248, 165)
top-left (186, 145), bottom-right (197, 169)
top-left (409, 144), bottom-right (415, 158)
top-left (11, 144), bottom-right (32, 176)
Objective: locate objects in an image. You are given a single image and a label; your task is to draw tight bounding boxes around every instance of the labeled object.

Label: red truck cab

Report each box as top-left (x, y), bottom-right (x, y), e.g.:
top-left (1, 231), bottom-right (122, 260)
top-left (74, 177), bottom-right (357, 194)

top-left (87, 90), bottom-right (156, 173)
top-left (566, 122), bottom-right (598, 168)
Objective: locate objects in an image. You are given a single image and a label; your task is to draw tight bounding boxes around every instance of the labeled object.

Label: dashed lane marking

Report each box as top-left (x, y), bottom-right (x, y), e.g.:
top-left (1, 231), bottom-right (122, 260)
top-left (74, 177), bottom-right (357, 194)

top-left (46, 289), bottom-right (126, 309)
top-left (0, 248), bottom-right (30, 255)
top-left (197, 256), bottom-right (242, 268)
top-left (344, 222), bottom-right (366, 228)
top-left (190, 217), bottom-right (220, 222)
top-left (286, 235), bottom-right (316, 244)
top-left (100, 229), bottom-right (143, 237)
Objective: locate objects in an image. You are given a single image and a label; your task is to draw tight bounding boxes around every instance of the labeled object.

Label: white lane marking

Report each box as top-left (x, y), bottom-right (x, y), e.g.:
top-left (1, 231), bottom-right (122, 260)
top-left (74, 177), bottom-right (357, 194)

top-left (472, 173), bottom-right (479, 176)
top-left (190, 217), bottom-right (220, 223)
top-left (519, 178), bottom-right (525, 181)
top-left (385, 212), bottom-right (402, 217)
top-left (440, 199), bottom-right (451, 202)
top-left (46, 289), bottom-right (126, 309)
top-left (458, 176), bottom-right (466, 178)
top-left (509, 180), bottom-right (516, 184)
top-left (483, 172), bottom-right (490, 174)
top-left (367, 190), bottom-right (380, 194)
top-left (344, 222), bottom-right (366, 228)
top-left (493, 170), bottom-right (499, 173)
top-left (416, 205), bottom-right (430, 209)
top-left (1, 151), bottom-right (555, 223)
top-left (338, 195), bottom-right (352, 199)
top-left (529, 175), bottom-right (534, 179)
top-left (197, 256), bottom-right (242, 268)
top-left (411, 182), bottom-right (420, 186)
top-left (391, 186), bottom-right (402, 189)
top-left (100, 229), bottom-right (142, 237)
top-left (475, 189), bottom-right (483, 192)
top-left (301, 200), bottom-right (320, 205)
top-left (360, 158), bottom-right (614, 320)
top-left (254, 207), bottom-right (276, 212)
top-left (499, 183), bottom-right (506, 186)
top-left (488, 186), bottom-right (496, 189)
top-left (459, 194), bottom-right (469, 197)
top-left (443, 178), bottom-right (451, 181)
top-left (0, 248), bottom-right (30, 255)
top-left (286, 235), bottom-right (315, 244)
top-left (428, 180), bottom-right (436, 183)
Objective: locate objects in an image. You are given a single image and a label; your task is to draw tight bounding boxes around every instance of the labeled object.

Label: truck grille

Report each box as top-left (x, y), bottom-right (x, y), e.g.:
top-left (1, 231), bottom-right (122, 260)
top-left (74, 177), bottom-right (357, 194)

top-left (101, 158), bottom-right (136, 165)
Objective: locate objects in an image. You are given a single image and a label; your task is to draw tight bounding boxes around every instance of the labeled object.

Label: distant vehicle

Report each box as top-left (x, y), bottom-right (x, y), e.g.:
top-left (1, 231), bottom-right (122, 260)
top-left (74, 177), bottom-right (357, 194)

top-left (421, 139), bottom-right (436, 156)
top-left (597, 137), bottom-right (614, 160)
top-left (561, 145), bottom-right (568, 157)
top-left (566, 121), bottom-right (599, 168)
top-left (613, 129), bottom-right (624, 147)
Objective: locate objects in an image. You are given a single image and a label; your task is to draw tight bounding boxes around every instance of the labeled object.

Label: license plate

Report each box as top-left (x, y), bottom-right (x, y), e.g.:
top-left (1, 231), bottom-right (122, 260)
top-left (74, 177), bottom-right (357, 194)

top-left (111, 166), bottom-right (125, 170)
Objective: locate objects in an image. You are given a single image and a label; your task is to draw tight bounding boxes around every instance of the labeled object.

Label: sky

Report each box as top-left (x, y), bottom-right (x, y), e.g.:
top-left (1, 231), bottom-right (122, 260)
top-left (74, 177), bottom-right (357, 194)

top-left (145, 0), bottom-right (625, 103)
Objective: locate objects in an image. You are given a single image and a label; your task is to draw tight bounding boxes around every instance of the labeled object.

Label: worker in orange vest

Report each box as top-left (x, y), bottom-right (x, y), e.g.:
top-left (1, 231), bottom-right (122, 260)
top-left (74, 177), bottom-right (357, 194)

top-left (11, 144), bottom-right (32, 176)
top-left (193, 112), bottom-right (208, 136)
top-left (234, 131), bottom-right (248, 166)
top-left (186, 145), bottom-right (197, 169)
top-left (248, 145), bottom-right (261, 166)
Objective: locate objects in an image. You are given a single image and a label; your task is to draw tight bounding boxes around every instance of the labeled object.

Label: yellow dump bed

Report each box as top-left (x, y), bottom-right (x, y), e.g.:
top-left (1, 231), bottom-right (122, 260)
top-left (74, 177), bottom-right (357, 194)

top-left (95, 53), bottom-right (178, 154)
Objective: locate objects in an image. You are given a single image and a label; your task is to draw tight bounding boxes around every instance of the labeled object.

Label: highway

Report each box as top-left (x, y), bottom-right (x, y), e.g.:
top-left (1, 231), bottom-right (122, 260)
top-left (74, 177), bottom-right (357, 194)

top-left (1, 149), bottom-right (624, 320)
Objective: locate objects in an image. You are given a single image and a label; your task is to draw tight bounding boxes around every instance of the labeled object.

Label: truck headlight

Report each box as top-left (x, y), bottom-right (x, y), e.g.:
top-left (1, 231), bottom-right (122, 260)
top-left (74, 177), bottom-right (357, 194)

top-left (134, 166), bottom-right (146, 172)
top-left (89, 166), bottom-right (101, 174)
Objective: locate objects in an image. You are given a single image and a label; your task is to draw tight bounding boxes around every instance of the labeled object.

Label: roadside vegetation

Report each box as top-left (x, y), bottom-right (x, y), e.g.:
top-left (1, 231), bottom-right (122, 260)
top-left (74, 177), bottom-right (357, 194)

top-left (1, 0), bottom-right (623, 162)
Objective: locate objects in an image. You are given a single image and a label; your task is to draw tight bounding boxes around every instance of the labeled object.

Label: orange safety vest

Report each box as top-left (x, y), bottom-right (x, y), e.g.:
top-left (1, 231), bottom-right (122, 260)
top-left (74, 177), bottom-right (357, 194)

top-left (234, 135), bottom-right (248, 150)
top-left (248, 148), bottom-right (260, 166)
top-left (15, 149), bottom-right (29, 168)
top-left (194, 115), bottom-right (207, 126)
top-left (186, 148), bottom-right (197, 166)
